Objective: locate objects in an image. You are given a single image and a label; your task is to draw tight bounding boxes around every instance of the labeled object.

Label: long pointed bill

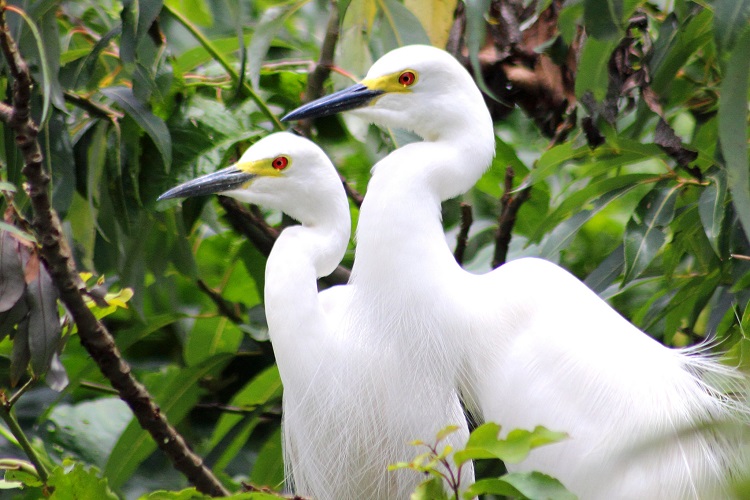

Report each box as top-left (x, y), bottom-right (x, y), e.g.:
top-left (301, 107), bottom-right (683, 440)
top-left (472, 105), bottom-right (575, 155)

top-left (158, 166), bottom-right (255, 201)
top-left (282, 83), bottom-right (384, 121)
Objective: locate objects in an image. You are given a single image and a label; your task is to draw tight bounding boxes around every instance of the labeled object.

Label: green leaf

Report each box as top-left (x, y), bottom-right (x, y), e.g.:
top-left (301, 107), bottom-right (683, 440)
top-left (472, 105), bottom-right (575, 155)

top-left (377, 0), bottom-right (431, 51)
top-left (104, 355), bottom-right (231, 488)
top-left (532, 173), bottom-right (655, 242)
top-left (403, 0), bottom-right (458, 48)
top-left (247, 2), bottom-right (307, 90)
top-left (47, 398), bottom-right (132, 469)
top-left (139, 487), bottom-right (210, 499)
top-left (464, 472), bottom-right (575, 500)
top-left (184, 315), bottom-right (243, 366)
top-left (650, 10), bottom-right (713, 94)
top-left (101, 86), bottom-right (172, 172)
top-left (411, 476), bottom-right (449, 500)
top-left (454, 423), bottom-right (566, 467)
top-left (713, 0), bottom-right (750, 54)
top-left (48, 463), bottom-right (118, 500)
top-left (208, 365), bottom-right (282, 472)
top-left (623, 183), bottom-right (680, 283)
top-left (164, 0), bottom-right (213, 27)
top-left (584, 0), bottom-right (621, 40)
top-left (698, 168), bottom-right (727, 256)
top-left (9, 6), bottom-right (53, 125)
top-left (718, 24), bottom-right (750, 244)
top-left (249, 427), bottom-right (283, 489)
top-left (575, 37), bottom-right (618, 101)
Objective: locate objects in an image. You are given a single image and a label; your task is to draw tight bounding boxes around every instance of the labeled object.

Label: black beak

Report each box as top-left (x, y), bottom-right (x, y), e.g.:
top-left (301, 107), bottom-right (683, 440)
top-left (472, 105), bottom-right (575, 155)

top-left (158, 166), bottom-right (255, 201)
top-left (281, 83), bottom-right (384, 121)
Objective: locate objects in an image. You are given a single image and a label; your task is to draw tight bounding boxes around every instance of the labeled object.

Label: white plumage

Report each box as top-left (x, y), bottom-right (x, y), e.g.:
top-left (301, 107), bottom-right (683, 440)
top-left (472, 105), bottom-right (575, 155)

top-left (283, 45), bottom-right (749, 499)
top-left (159, 131), bottom-right (465, 499)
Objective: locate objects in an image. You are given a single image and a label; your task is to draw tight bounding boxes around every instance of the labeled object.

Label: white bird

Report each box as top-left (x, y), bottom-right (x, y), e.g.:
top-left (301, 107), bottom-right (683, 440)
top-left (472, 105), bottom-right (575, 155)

top-left (283, 45), bottom-right (749, 499)
top-left (158, 132), bottom-right (465, 499)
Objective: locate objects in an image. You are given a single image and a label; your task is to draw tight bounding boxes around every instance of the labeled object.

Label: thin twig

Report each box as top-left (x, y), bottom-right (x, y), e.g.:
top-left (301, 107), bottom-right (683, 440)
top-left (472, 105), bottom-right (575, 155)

top-left (454, 202), bottom-right (473, 265)
top-left (292, 3), bottom-right (364, 208)
top-left (0, 4), bottom-right (228, 495)
top-left (0, 396), bottom-right (49, 483)
top-left (492, 166), bottom-right (531, 269)
top-left (731, 254), bottom-right (750, 262)
top-left (299, 3), bottom-right (340, 137)
top-left (197, 279), bottom-right (244, 324)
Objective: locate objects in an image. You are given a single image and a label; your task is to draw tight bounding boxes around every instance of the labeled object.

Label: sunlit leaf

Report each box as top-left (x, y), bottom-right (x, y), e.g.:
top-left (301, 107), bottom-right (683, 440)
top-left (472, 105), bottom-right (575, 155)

top-left (404, 0), bottom-right (457, 48)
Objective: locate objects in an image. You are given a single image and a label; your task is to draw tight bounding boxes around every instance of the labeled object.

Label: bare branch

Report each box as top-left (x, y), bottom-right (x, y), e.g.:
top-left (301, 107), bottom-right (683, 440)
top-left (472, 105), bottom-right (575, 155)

top-left (454, 202), bottom-right (473, 266)
top-left (0, 4), bottom-right (228, 495)
top-left (492, 167), bottom-right (531, 269)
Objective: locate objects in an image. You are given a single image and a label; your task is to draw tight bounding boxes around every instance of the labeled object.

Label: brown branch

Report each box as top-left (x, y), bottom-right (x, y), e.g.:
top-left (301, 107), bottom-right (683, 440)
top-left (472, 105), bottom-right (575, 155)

top-left (492, 166), bottom-right (531, 269)
top-left (0, 4), bottom-right (229, 496)
top-left (218, 196), bottom-right (351, 287)
top-left (453, 202), bottom-right (473, 266)
top-left (293, 2), bottom-right (364, 208)
top-left (197, 279), bottom-right (244, 324)
top-left (298, 2), bottom-right (340, 137)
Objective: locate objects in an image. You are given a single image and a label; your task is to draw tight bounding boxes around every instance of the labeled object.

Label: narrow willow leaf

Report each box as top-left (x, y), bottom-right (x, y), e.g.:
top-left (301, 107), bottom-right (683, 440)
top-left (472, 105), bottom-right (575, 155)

top-left (249, 427), bottom-right (283, 488)
top-left (101, 86), bottom-right (172, 172)
top-left (623, 184), bottom-right (679, 283)
top-left (208, 365), bottom-right (282, 472)
top-left (575, 37), bottom-right (618, 101)
top-left (584, 244), bottom-right (624, 295)
top-left (0, 231), bottom-right (26, 312)
top-left (698, 169), bottom-right (727, 256)
top-left (584, 0), bottom-right (621, 40)
top-left (8, 5), bottom-right (53, 125)
top-left (532, 173), bottom-right (654, 243)
top-left (184, 315), bottom-right (243, 366)
top-left (26, 264), bottom-right (61, 376)
top-left (718, 25), bottom-right (750, 244)
top-left (465, 0), bottom-right (505, 103)
top-left (650, 10), bottom-right (712, 94)
top-left (713, 0), bottom-right (750, 54)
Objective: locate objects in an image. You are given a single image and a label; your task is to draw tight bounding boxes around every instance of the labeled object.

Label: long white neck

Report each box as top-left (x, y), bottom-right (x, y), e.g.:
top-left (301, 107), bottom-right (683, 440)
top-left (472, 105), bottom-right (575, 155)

top-left (264, 197), bottom-right (349, 370)
top-left (352, 107), bottom-right (494, 288)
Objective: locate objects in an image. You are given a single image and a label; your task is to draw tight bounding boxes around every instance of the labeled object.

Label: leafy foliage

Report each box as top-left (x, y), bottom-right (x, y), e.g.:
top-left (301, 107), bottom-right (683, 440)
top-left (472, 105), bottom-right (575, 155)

top-left (0, 0), bottom-right (747, 497)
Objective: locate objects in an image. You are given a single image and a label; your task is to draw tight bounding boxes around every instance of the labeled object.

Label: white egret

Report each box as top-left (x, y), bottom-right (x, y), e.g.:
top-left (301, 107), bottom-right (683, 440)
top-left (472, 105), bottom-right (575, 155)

top-left (158, 132), bottom-right (466, 499)
top-left (283, 45), bottom-right (749, 499)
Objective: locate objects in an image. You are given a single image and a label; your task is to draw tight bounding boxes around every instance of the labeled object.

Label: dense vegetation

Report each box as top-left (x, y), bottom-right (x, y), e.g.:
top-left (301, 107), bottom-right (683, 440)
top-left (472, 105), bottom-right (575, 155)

top-left (0, 0), bottom-right (748, 498)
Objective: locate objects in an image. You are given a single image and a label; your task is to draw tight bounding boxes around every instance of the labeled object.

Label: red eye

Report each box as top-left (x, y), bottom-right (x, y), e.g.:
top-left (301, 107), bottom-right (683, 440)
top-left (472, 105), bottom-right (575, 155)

top-left (398, 71), bottom-right (416, 86)
top-left (272, 156), bottom-right (289, 170)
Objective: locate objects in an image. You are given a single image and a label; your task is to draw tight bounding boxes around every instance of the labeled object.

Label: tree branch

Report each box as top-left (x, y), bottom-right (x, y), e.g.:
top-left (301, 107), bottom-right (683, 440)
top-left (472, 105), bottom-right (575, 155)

top-left (293, 3), bottom-right (364, 208)
top-left (454, 202), bottom-right (473, 266)
top-left (492, 167), bottom-right (531, 269)
top-left (0, 4), bottom-right (228, 496)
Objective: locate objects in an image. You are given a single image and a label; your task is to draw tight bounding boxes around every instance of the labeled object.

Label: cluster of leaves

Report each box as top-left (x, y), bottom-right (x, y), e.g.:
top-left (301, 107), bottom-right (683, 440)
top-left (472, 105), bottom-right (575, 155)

top-left (0, 0), bottom-right (746, 498)
top-left (391, 424), bottom-right (573, 500)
